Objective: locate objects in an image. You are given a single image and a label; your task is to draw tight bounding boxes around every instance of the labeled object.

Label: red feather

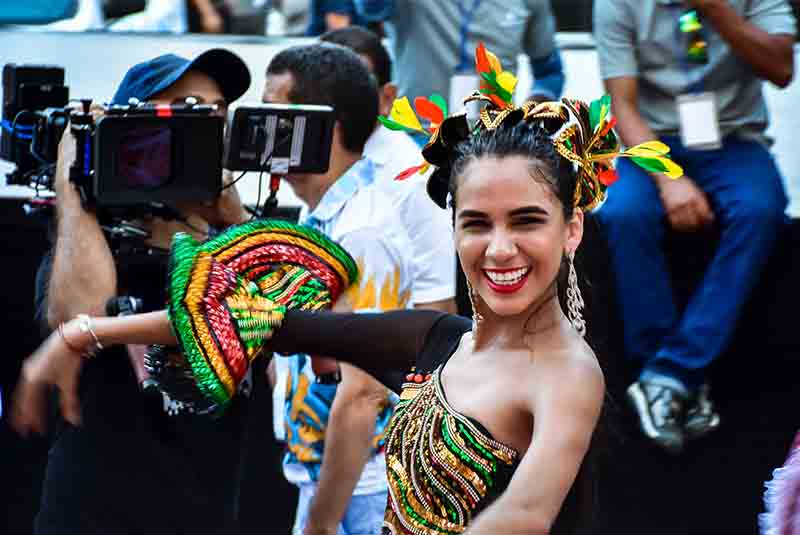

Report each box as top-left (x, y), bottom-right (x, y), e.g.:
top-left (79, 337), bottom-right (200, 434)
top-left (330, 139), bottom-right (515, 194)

top-left (489, 94), bottom-right (505, 108)
top-left (475, 42), bottom-right (491, 74)
top-left (598, 167), bottom-right (619, 186)
top-left (414, 97), bottom-right (444, 130)
top-left (394, 164), bottom-right (426, 181)
top-left (599, 116), bottom-right (618, 137)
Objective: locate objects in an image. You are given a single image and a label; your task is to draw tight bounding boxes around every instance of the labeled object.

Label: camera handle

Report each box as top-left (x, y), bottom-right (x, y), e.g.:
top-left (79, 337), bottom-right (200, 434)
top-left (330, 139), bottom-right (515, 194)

top-left (68, 100), bottom-right (95, 205)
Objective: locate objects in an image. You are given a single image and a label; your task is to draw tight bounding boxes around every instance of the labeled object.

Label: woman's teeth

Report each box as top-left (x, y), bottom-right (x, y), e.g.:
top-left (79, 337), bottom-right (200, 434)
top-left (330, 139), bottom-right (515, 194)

top-left (484, 268), bottom-right (530, 285)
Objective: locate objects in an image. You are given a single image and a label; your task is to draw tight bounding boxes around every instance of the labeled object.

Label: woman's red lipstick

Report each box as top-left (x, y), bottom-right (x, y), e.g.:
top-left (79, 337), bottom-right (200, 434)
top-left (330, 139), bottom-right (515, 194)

top-left (482, 268), bottom-right (530, 294)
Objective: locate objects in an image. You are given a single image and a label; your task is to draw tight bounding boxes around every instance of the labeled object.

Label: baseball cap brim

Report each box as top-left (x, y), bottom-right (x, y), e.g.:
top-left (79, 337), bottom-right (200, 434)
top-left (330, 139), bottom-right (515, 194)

top-left (111, 48), bottom-right (251, 106)
top-left (187, 48), bottom-right (251, 105)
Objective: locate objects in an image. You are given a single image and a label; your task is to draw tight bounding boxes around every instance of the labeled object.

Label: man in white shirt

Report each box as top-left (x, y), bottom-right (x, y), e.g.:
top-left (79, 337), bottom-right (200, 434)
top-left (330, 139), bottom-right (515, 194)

top-left (321, 26), bottom-right (457, 312)
top-left (264, 43), bottom-right (414, 535)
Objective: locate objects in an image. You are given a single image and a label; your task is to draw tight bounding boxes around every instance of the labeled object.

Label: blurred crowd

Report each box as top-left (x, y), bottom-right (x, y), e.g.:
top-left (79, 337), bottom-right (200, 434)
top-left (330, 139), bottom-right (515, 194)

top-left (36, 0), bottom-right (800, 37)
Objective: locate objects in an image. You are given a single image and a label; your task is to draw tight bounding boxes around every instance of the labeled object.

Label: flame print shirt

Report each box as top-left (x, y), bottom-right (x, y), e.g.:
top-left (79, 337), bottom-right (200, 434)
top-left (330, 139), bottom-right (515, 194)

top-left (278, 157), bottom-right (414, 493)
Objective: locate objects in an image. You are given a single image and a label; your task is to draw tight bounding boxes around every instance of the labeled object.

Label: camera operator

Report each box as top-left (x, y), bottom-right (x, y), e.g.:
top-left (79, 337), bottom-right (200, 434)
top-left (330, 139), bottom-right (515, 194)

top-left (32, 49), bottom-right (252, 535)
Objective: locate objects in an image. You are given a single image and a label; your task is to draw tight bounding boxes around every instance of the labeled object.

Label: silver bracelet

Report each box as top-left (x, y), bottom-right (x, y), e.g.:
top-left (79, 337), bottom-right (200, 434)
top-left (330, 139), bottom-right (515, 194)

top-left (76, 314), bottom-right (104, 358)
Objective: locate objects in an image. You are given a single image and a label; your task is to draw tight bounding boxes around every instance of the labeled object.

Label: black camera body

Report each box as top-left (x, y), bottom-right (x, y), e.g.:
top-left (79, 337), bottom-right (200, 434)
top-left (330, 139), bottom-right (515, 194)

top-left (69, 100), bottom-right (224, 206)
top-left (1, 64), bottom-right (69, 184)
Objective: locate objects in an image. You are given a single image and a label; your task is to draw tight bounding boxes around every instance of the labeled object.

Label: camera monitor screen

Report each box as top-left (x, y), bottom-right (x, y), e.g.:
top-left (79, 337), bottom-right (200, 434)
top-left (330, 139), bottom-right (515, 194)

top-left (224, 104), bottom-right (335, 174)
top-left (94, 114), bottom-right (223, 206)
top-left (117, 125), bottom-right (172, 190)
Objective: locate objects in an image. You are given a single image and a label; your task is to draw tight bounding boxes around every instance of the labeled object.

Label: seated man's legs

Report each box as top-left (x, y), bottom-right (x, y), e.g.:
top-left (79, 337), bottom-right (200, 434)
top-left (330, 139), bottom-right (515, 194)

top-left (600, 136), bottom-right (787, 452)
top-left (597, 153), bottom-right (684, 451)
top-left (649, 137), bottom-right (787, 431)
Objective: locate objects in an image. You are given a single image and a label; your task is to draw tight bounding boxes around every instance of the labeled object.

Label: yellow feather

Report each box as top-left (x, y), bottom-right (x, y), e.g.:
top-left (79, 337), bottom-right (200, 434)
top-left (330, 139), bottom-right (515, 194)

top-left (389, 97), bottom-right (423, 132)
top-left (623, 141), bottom-right (671, 157)
top-left (497, 72), bottom-right (518, 95)
top-left (655, 157), bottom-right (684, 179)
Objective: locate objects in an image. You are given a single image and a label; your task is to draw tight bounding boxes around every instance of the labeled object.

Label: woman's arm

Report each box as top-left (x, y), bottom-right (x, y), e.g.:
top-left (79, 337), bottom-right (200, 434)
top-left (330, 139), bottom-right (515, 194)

top-left (465, 354), bottom-right (604, 534)
top-left (270, 309), bottom-right (445, 385)
top-left (12, 308), bottom-right (448, 434)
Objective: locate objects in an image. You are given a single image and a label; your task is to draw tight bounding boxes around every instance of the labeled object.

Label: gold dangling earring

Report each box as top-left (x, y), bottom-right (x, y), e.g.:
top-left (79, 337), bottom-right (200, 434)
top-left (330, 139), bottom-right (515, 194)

top-left (566, 251), bottom-right (586, 337)
top-left (466, 281), bottom-right (484, 332)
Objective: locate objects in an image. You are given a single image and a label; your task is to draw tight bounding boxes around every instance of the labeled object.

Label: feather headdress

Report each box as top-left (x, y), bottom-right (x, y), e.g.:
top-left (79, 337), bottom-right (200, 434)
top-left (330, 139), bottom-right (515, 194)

top-left (377, 94), bottom-right (450, 180)
top-left (378, 43), bottom-right (683, 211)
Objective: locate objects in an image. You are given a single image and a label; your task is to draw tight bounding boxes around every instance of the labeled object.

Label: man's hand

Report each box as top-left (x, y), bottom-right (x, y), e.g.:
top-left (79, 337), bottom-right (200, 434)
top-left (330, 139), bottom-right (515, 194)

top-left (12, 319), bottom-right (87, 435)
top-left (657, 175), bottom-right (715, 232)
top-left (54, 104), bottom-right (105, 200)
top-left (53, 126), bottom-right (78, 197)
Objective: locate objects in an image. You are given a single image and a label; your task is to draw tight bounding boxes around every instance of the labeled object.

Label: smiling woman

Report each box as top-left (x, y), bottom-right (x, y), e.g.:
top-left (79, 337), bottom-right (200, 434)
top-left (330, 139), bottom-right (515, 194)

top-left (451, 127), bottom-right (584, 325)
top-left (12, 44), bottom-right (681, 535)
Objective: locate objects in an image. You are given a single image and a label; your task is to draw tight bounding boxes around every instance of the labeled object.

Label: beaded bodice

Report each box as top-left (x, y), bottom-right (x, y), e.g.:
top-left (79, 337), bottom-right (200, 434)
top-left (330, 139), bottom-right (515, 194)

top-left (382, 366), bottom-right (519, 534)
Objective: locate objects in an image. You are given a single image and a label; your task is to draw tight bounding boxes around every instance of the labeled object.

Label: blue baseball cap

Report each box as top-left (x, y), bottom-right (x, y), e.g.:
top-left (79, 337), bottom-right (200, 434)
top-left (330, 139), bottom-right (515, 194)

top-left (111, 48), bottom-right (251, 106)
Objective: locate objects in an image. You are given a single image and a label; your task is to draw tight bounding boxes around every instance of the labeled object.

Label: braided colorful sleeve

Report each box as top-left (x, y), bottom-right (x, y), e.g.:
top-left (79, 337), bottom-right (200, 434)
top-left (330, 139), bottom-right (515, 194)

top-left (160, 220), bottom-right (358, 414)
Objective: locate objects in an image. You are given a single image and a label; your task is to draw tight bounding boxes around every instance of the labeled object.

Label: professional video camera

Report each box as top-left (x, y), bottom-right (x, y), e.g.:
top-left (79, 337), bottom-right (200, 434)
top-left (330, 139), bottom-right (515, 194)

top-left (70, 99), bottom-right (224, 207)
top-left (2, 64), bottom-right (224, 207)
top-left (1, 64), bottom-right (336, 219)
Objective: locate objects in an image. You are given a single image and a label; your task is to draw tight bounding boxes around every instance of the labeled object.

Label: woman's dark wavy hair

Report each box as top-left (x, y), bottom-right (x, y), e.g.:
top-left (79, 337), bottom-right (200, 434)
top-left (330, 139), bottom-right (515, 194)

top-left (436, 119), bottom-right (602, 535)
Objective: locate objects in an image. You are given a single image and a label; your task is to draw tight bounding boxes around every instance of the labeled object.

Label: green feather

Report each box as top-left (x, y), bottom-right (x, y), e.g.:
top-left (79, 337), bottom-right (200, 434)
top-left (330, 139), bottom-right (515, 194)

top-left (480, 72), bottom-right (513, 103)
top-left (429, 93), bottom-right (448, 118)
top-left (378, 116), bottom-right (410, 132)
top-left (589, 94), bottom-right (611, 133)
top-left (631, 156), bottom-right (669, 174)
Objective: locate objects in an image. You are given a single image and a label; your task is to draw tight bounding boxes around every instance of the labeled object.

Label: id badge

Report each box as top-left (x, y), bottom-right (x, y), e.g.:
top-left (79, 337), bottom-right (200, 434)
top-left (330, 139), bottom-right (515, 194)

top-left (677, 92), bottom-right (722, 150)
top-left (449, 73), bottom-right (479, 119)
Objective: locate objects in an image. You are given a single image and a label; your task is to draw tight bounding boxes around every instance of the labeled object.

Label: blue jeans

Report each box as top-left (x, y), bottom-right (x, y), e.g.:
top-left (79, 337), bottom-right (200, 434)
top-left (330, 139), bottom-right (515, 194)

top-left (597, 136), bottom-right (787, 390)
top-left (292, 484), bottom-right (387, 535)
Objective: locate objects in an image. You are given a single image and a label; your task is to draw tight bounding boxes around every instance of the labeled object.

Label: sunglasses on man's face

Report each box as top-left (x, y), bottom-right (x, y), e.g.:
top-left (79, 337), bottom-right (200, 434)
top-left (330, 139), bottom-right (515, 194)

top-left (679, 9), bottom-right (708, 64)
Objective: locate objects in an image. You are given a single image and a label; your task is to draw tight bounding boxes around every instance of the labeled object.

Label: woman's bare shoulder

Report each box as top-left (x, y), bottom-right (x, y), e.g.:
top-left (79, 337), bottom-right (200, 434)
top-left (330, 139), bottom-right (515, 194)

top-left (524, 333), bottom-right (604, 403)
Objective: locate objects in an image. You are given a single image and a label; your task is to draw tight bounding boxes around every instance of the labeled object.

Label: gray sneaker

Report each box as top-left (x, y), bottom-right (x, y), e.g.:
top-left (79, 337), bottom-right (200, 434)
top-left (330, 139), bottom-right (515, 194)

top-left (627, 380), bottom-right (687, 454)
top-left (685, 383), bottom-right (721, 440)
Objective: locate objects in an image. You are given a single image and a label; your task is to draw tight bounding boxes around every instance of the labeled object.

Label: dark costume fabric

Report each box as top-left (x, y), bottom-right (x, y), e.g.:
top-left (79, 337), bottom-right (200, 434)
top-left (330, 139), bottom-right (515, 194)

top-left (270, 311), bottom-right (521, 534)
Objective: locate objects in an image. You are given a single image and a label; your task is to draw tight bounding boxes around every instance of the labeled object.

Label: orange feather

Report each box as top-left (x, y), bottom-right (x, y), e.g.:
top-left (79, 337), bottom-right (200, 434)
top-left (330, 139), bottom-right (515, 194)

top-left (475, 42), bottom-right (492, 74)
